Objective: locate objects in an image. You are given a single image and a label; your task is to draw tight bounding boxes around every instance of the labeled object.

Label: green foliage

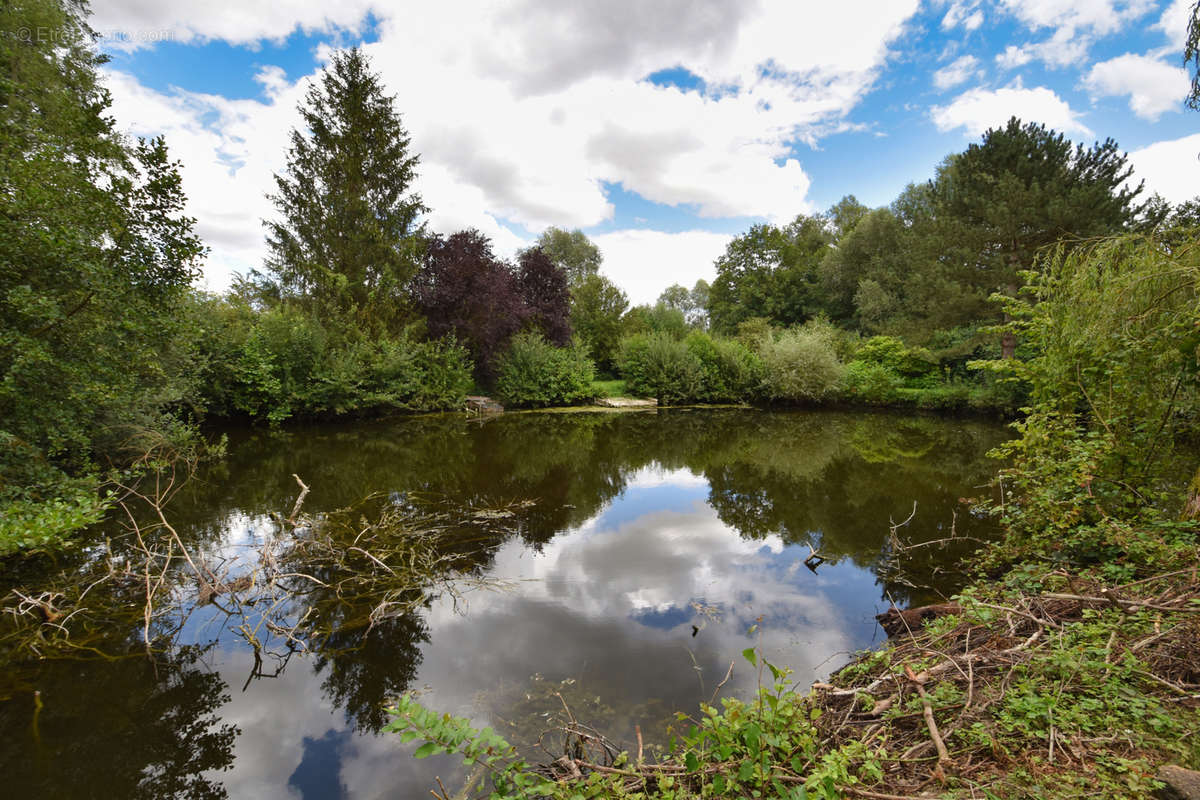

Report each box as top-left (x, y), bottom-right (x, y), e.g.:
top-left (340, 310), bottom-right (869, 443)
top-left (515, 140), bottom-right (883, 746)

top-left (0, 0), bottom-right (205, 551)
top-left (193, 301), bottom-right (471, 423)
top-left (570, 274), bottom-right (629, 375)
top-left (385, 694), bottom-right (557, 799)
top-left (618, 332), bottom-right (702, 405)
top-left (839, 361), bottom-right (903, 405)
top-left (853, 336), bottom-right (937, 378)
top-left (657, 280), bottom-right (711, 329)
top-left (535, 227), bottom-right (602, 288)
top-left (978, 234), bottom-right (1200, 558)
top-left (758, 328), bottom-right (845, 403)
top-left (494, 333), bottom-right (595, 408)
top-left (735, 317), bottom-right (775, 349)
top-left (256, 47), bottom-right (426, 335)
top-left (0, 479), bottom-right (111, 556)
top-left (684, 332), bottom-right (764, 403)
top-left (617, 332), bottom-right (762, 404)
top-left (590, 379), bottom-right (627, 398)
top-left (708, 216), bottom-right (834, 334)
top-left (622, 302), bottom-right (689, 340)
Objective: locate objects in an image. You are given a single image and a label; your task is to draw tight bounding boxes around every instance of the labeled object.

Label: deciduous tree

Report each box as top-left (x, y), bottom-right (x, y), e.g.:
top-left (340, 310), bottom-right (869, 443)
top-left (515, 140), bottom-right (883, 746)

top-left (535, 227), bottom-right (602, 288)
top-left (411, 230), bottom-right (525, 380)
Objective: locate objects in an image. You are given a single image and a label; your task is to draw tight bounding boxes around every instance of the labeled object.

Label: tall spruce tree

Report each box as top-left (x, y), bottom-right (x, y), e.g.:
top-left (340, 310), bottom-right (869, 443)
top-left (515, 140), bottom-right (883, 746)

top-left (262, 47), bottom-right (426, 333)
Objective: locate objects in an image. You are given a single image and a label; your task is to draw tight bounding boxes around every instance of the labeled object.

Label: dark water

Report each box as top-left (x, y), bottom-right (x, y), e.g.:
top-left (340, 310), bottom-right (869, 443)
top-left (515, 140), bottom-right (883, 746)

top-left (0, 408), bottom-right (1006, 799)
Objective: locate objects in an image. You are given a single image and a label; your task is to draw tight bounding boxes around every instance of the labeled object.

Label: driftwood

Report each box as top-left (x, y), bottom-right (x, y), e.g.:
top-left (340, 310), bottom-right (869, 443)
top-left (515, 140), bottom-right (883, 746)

top-left (876, 602), bottom-right (963, 638)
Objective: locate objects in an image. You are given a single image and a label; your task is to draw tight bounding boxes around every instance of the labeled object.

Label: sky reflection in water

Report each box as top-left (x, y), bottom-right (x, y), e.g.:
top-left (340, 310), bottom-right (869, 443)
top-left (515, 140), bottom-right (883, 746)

top-left (1, 409), bottom-right (1005, 799)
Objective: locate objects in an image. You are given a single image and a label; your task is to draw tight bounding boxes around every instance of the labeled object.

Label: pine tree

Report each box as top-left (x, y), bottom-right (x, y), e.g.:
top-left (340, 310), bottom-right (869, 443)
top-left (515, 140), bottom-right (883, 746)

top-left (262, 47), bottom-right (426, 333)
top-left (931, 118), bottom-right (1145, 357)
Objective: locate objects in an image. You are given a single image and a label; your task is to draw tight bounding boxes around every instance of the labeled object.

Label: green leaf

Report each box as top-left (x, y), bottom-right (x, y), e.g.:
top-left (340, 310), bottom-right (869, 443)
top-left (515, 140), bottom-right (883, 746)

top-left (742, 647), bottom-right (757, 666)
top-left (684, 751), bottom-right (700, 772)
top-left (413, 742), bottom-right (440, 759)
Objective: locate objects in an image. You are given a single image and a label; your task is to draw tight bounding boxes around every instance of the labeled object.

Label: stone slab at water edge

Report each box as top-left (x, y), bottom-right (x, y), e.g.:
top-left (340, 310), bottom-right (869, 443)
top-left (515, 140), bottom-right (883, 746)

top-left (595, 397), bottom-right (657, 408)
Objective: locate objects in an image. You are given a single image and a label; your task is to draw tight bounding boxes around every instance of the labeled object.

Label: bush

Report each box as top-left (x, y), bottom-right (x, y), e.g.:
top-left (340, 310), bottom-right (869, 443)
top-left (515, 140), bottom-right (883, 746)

top-left (618, 332), bottom-right (702, 404)
top-left (684, 332), bottom-right (763, 402)
top-left (494, 333), bottom-right (595, 408)
top-left (758, 328), bottom-right (845, 402)
top-left (193, 303), bottom-right (472, 422)
top-left (855, 335), bottom-right (938, 378)
top-left (840, 361), bottom-right (903, 404)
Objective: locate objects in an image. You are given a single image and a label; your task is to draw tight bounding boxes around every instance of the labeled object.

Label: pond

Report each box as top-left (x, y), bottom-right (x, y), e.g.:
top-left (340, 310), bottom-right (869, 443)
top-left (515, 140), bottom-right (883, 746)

top-left (0, 408), bottom-right (1007, 799)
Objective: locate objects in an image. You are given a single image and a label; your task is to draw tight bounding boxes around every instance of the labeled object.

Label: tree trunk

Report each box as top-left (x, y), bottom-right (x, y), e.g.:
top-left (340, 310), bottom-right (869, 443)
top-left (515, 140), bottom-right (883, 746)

top-left (1001, 279), bottom-right (1019, 359)
top-left (1183, 466), bottom-right (1200, 520)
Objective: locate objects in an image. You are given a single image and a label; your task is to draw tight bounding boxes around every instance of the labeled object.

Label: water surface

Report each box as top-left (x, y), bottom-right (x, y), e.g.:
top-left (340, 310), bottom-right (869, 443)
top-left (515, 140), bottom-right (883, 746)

top-left (0, 408), bottom-right (1006, 798)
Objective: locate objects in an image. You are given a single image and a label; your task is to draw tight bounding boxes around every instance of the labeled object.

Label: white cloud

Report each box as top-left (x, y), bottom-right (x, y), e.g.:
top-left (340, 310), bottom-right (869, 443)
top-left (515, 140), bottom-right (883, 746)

top-left (1128, 133), bottom-right (1200, 204)
top-left (1023, 26), bottom-right (1096, 69)
top-left (997, 0), bottom-right (1155, 69)
top-left (933, 55), bottom-right (981, 90)
top-left (1084, 53), bottom-right (1190, 120)
top-left (931, 85), bottom-right (1092, 137)
top-left (995, 45), bottom-right (1033, 69)
top-left (1155, 0), bottom-right (1195, 49)
top-left (98, 1), bottom-right (920, 290)
top-left (592, 230), bottom-right (733, 306)
top-left (90, 0), bottom-right (378, 48)
top-left (999, 0), bottom-right (1154, 36)
top-left (941, 1), bottom-right (984, 31)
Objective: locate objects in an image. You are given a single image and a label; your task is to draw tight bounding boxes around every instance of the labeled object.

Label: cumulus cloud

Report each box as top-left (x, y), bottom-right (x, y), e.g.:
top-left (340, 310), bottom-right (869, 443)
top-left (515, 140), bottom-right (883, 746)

top-left (1083, 53), bottom-right (1189, 120)
top-left (592, 230), bottom-right (733, 306)
top-left (931, 84), bottom-right (1092, 137)
top-left (1155, 0), bottom-right (1195, 49)
top-left (995, 45), bottom-right (1033, 69)
top-left (91, 0), bottom-right (377, 48)
top-left (995, 0), bottom-right (1155, 69)
top-left (1128, 133), bottom-right (1200, 204)
top-left (98, 1), bottom-right (920, 290)
top-left (933, 55), bottom-right (981, 90)
top-left (999, 0), bottom-right (1155, 36)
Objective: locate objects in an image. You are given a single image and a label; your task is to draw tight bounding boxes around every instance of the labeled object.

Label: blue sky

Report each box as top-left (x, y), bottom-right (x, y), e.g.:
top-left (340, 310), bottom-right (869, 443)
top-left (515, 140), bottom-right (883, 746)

top-left (93, 0), bottom-right (1199, 304)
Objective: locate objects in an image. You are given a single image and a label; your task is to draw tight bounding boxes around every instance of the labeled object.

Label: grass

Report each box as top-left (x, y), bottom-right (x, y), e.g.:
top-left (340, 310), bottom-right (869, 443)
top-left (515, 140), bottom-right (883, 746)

top-left (591, 379), bottom-right (629, 398)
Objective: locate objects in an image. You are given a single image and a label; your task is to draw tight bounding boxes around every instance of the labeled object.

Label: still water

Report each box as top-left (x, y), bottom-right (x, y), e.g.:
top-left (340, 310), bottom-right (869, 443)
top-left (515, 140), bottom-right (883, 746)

top-left (0, 408), bottom-right (1006, 798)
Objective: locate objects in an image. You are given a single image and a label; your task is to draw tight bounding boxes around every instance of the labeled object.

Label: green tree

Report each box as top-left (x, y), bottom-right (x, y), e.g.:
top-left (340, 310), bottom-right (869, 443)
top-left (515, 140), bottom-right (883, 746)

top-left (569, 274), bottom-right (628, 374)
top-left (656, 279), bottom-right (710, 328)
top-left (707, 216), bottom-right (832, 333)
top-left (1, 0), bottom-right (205, 548)
top-left (535, 227), bottom-right (602, 288)
top-left (981, 234), bottom-right (1200, 546)
top-left (260, 47), bottom-right (426, 333)
top-left (932, 117), bottom-right (1144, 357)
top-left (688, 279), bottom-right (710, 329)
top-left (826, 194), bottom-right (870, 239)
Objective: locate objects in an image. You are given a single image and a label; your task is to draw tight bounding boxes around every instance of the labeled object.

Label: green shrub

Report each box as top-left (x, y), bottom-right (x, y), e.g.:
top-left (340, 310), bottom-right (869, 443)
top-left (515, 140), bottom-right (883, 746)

top-left (494, 333), bottom-right (595, 408)
top-left (735, 316), bottom-right (774, 349)
top-left (192, 304), bottom-right (472, 422)
top-left (840, 361), bottom-right (903, 404)
top-left (684, 332), bottom-right (763, 402)
top-left (896, 382), bottom-right (972, 411)
top-left (758, 328), bottom-right (844, 402)
top-left (798, 316), bottom-right (862, 362)
top-left (855, 335), bottom-right (938, 378)
top-left (618, 332), bottom-right (702, 404)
